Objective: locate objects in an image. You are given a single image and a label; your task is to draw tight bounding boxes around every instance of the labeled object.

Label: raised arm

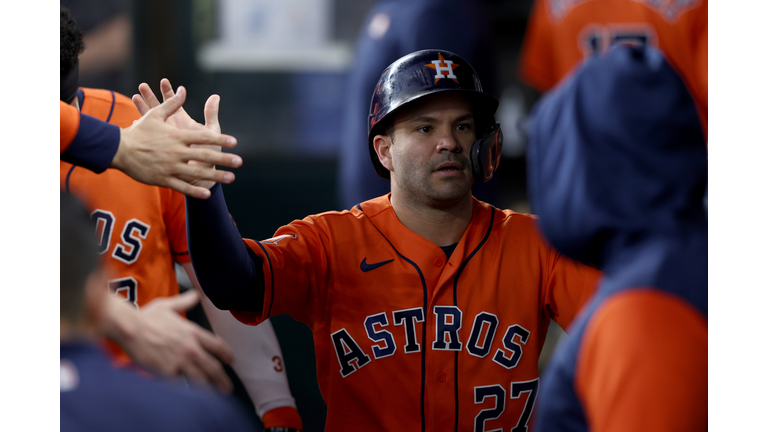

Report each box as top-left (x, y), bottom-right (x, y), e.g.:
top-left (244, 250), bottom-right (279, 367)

top-left (60, 87), bottom-right (243, 199)
top-left (133, 79), bottom-right (265, 310)
top-left (61, 100), bottom-right (120, 172)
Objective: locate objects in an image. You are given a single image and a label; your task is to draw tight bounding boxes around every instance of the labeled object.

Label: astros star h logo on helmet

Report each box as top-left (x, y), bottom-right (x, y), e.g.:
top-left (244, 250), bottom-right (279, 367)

top-left (425, 53), bottom-right (460, 83)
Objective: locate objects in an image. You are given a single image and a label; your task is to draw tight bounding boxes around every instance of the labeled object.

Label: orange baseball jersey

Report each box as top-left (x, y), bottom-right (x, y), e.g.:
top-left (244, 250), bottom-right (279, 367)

top-left (61, 88), bottom-right (189, 312)
top-left (60, 101), bottom-right (79, 152)
top-left (574, 290), bottom-right (707, 432)
top-left (60, 99), bottom-right (121, 173)
top-left (230, 195), bottom-right (601, 431)
top-left (519, 0), bottom-right (708, 135)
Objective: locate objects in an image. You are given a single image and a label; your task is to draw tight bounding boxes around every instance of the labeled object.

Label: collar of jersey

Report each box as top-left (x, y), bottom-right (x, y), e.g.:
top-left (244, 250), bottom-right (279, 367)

top-left (357, 194), bottom-right (495, 268)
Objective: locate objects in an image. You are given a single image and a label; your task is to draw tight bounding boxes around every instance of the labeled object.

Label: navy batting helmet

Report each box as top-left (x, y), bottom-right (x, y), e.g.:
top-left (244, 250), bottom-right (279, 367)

top-left (368, 49), bottom-right (503, 182)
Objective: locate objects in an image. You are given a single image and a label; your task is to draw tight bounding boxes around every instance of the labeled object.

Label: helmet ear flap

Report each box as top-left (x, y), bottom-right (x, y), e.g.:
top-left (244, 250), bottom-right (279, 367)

top-left (469, 123), bottom-right (503, 182)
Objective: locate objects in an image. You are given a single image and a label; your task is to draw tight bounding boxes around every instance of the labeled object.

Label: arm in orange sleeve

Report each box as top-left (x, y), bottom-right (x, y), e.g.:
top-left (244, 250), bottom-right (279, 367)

top-left (544, 247), bottom-right (602, 330)
top-left (60, 100), bottom-right (121, 173)
top-left (60, 101), bottom-right (79, 153)
top-left (518, 0), bottom-right (557, 92)
top-left (64, 85), bottom-right (242, 198)
top-left (575, 289), bottom-right (708, 432)
top-left (237, 216), bottom-right (331, 329)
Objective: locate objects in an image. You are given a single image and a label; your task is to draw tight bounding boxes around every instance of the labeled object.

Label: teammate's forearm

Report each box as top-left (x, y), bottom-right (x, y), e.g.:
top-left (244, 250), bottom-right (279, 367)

top-left (186, 183), bottom-right (265, 311)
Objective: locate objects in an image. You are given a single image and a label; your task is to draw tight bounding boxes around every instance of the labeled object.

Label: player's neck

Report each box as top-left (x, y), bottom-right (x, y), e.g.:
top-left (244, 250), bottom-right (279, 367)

top-left (390, 190), bottom-right (473, 247)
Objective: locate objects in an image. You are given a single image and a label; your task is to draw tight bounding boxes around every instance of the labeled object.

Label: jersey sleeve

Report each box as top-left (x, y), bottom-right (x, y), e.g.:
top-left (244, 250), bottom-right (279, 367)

top-left (574, 289), bottom-right (707, 432)
top-left (60, 101), bottom-right (121, 173)
top-left (162, 188), bottom-right (191, 263)
top-left (60, 101), bottom-right (80, 153)
top-left (542, 247), bottom-right (602, 330)
top-left (232, 218), bottom-right (331, 330)
top-left (518, 0), bottom-right (557, 92)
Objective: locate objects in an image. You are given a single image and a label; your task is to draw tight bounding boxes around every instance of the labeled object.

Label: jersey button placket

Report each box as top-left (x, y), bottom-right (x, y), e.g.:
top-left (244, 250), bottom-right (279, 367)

top-left (433, 257), bottom-right (443, 267)
top-left (437, 372), bottom-right (446, 383)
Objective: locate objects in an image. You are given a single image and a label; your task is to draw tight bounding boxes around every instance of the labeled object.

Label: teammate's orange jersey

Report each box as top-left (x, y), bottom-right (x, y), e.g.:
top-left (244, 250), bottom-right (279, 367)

top-left (60, 101), bottom-right (79, 153)
top-left (231, 195), bottom-right (601, 432)
top-left (60, 98), bottom-right (121, 172)
top-left (61, 89), bottom-right (190, 361)
top-left (519, 0), bottom-right (707, 135)
top-left (574, 290), bottom-right (707, 432)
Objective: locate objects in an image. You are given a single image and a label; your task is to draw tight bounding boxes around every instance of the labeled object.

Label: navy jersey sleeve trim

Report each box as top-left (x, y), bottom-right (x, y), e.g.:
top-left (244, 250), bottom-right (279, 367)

top-left (186, 183), bottom-right (265, 311)
top-left (106, 91), bottom-right (116, 123)
top-left (60, 112), bottom-right (120, 173)
top-left (65, 164), bottom-right (77, 195)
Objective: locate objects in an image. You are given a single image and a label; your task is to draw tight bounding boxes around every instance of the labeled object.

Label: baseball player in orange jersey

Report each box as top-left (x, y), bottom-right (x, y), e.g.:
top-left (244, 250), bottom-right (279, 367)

top-left (59, 8), bottom-right (302, 429)
top-left (519, 0), bottom-right (708, 136)
top-left (150, 49), bottom-right (602, 432)
top-left (60, 88), bottom-right (302, 430)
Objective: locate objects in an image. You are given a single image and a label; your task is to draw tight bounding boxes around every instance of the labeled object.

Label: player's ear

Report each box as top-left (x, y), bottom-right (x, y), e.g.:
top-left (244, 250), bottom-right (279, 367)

top-left (373, 134), bottom-right (394, 172)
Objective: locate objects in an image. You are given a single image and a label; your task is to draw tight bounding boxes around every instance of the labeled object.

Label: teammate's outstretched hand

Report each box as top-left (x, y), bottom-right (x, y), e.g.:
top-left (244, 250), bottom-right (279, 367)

top-left (133, 79), bottom-right (225, 191)
top-left (114, 85), bottom-right (242, 199)
top-left (102, 291), bottom-right (235, 393)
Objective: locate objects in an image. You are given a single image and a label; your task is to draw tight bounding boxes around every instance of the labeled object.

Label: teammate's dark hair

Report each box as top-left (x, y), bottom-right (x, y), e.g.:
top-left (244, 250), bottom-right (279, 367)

top-left (60, 7), bottom-right (84, 79)
top-left (60, 192), bottom-right (99, 322)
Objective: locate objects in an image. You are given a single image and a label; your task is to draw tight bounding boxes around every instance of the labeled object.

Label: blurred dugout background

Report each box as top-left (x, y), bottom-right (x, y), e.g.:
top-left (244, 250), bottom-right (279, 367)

top-left (63, 1), bottom-right (542, 430)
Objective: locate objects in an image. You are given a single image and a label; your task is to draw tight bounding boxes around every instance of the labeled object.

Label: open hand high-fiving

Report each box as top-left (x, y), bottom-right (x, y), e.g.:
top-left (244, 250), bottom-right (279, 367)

top-left (131, 79), bottom-right (230, 193)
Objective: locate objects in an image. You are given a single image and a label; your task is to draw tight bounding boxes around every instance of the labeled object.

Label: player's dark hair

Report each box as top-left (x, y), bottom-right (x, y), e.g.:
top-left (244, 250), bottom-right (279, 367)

top-left (60, 7), bottom-right (84, 79)
top-left (60, 192), bottom-right (99, 323)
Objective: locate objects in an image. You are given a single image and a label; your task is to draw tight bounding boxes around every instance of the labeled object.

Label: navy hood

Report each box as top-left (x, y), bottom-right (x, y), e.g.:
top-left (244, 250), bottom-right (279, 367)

top-left (527, 45), bottom-right (707, 268)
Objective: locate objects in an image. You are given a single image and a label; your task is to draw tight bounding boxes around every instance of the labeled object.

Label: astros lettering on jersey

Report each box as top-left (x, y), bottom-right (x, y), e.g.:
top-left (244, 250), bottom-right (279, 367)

top-left (60, 88), bottom-right (190, 362)
top-left (230, 195), bottom-right (600, 431)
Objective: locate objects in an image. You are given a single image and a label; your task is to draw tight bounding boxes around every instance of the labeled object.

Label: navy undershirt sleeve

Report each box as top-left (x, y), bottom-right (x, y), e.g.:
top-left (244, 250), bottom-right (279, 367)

top-left (186, 183), bottom-right (265, 311)
top-left (61, 113), bottom-right (120, 173)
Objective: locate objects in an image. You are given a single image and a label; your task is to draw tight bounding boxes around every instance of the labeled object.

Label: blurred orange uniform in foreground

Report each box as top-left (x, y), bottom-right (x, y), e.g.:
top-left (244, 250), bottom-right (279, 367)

top-left (519, 0), bottom-right (708, 136)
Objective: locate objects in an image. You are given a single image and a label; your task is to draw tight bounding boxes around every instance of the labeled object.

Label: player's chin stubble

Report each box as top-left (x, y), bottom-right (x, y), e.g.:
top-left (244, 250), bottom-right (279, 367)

top-left (395, 157), bottom-right (474, 207)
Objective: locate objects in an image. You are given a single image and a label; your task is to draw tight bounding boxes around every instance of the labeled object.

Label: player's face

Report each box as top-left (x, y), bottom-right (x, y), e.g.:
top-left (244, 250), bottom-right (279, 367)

top-left (389, 93), bottom-right (476, 206)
